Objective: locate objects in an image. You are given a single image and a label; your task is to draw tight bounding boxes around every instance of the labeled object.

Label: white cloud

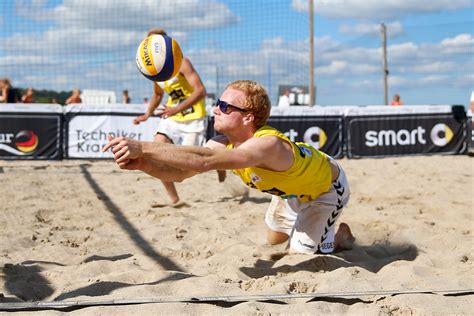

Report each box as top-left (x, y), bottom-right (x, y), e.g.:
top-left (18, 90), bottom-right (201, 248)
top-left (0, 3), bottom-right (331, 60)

top-left (3, 0), bottom-right (243, 55)
top-left (347, 75), bottom-right (437, 92)
top-left (189, 32), bottom-right (472, 100)
top-left (350, 79), bottom-right (381, 90)
top-left (450, 73), bottom-right (474, 88)
top-left (419, 75), bottom-right (450, 84)
top-left (321, 46), bottom-right (380, 64)
top-left (2, 27), bottom-right (143, 54)
top-left (15, 0), bottom-right (238, 31)
top-left (388, 42), bottom-right (421, 61)
top-left (292, 0), bottom-right (472, 20)
top-left (317, 60), bottom-right (347, 75)
top-left (339, 21), bottom-right (404, 37)
top-left (440, 33), bottom-right (474, 54)
top-left (388, 76), bottom-right (409, 87)
top-left (3, 2), bottom-right (473, 105)
top-left (400, 61), bottom-right (460, 73)
top-left (317, 59), bottom-right (380, 76)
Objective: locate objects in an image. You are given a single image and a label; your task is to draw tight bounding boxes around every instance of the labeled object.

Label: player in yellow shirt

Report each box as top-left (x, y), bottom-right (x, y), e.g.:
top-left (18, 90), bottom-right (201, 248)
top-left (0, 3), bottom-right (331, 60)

top-left (133, 28), bottom-right (225, 206)
top-left (106, 80), bottom-right (354, 254)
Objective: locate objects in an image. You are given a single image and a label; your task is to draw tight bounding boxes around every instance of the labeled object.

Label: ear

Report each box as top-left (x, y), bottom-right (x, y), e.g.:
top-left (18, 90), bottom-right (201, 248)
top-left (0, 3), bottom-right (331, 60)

top-left (242, 112), bottom-right (255, 126)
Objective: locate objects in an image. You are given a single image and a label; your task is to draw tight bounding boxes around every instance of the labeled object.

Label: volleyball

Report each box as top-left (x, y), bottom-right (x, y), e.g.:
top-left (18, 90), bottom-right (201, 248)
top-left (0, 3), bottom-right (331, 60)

top-left (135, 34), bottom-right (183, 82)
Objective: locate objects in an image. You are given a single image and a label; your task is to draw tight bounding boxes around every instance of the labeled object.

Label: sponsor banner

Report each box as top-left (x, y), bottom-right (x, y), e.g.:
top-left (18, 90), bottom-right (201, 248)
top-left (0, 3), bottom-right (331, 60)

top-left (471, 122), bottom-right (474, 150)
top-left (206, 115), bottom-right (344, 158)
top-left (267, 116), bottom-right (343, 158)
top-left (467, 110), bottom-right (473, 151)
top-left (64, 105), bottom-right (160, 158)
top-left (0, 114), bottom-right (62, 160)
top-left (347, 114), bottom-right (467, 158)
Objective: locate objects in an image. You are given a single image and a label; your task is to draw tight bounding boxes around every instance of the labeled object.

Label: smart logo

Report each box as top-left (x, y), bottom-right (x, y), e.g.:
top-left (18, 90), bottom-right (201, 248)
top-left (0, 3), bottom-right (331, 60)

top-left (365, 124), bottom-right (453, 147)
top-left (304, 126), bottom-right (327, 149)
top-left (430, 123), bottom-right (453, 147)
top-left (284, 126), bottom-right (327, 149)
top-left (365, 127), bottom-right (426, 147)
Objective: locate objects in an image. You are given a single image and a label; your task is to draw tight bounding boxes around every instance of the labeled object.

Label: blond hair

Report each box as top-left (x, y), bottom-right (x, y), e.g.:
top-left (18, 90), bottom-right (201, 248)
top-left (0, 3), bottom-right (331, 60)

top-left (226, 80), bottom-right (271, 130)
top-left (0, 78), bottom-right (11, 87)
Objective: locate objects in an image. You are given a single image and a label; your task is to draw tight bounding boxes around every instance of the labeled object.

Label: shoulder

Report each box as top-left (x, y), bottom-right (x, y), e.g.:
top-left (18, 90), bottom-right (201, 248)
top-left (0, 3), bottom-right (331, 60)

top-left (180, 58), bottom-right (194, 72)
top-left (241, 135), bottom-right (287, 151)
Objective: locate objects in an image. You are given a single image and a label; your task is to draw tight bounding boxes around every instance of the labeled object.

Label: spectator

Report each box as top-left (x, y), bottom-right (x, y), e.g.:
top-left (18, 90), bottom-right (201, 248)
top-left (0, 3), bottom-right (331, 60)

top-left (21, 87), bottom-right (35, 103)
top-left (65, 89), bottom-right (82, 105)
top-left (278, 89), bottom-right (291, 108)
top-left (391, 94), bottom-right (403, 106)
top-left (143, 97), bottom-right (149, 104)
top-left (122, 90), bottom-right (131, 104)
top-left (0, 78), bottom-right (18, 103)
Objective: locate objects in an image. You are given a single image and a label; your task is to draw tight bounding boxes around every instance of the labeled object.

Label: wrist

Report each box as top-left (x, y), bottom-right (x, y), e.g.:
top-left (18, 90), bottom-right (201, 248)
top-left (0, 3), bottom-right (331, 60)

top-left (176, 102), bottom-right (189, 113)
top-left (141, 141), bottom-right (158, 159)
top-left (141, 141), bottom-right (150, 158)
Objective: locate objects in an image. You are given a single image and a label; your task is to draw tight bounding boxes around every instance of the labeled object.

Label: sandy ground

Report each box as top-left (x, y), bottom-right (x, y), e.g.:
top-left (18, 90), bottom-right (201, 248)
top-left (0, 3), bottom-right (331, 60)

top-left (0, 155), bottom-right (473, 315)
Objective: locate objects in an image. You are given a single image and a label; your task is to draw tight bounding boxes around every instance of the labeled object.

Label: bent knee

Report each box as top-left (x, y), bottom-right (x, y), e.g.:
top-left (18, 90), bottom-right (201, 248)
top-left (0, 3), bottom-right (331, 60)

top-left (154, 133), bottom-right (172, 143)
top-left (267, 230), bottom-right (289, 245)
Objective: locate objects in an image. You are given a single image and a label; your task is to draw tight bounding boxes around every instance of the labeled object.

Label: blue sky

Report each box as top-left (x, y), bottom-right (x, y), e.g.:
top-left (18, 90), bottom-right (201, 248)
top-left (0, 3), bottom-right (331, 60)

top-left (0, 0), bottom-right (473, 106)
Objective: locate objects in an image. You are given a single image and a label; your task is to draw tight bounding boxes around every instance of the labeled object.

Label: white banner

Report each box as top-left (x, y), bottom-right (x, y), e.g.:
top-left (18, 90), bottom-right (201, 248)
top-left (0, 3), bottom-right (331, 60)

top-left (65, 104), bottom-right (160, 158)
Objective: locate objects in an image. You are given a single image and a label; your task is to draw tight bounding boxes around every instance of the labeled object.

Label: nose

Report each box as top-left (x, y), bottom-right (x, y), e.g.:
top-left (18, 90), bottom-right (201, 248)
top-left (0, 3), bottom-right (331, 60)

top-left (213, 105), bottom-right (220, 115)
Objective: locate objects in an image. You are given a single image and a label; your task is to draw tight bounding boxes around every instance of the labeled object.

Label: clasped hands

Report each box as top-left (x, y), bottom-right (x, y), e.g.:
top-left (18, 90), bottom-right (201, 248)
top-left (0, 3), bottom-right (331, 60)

top-left (102, 135), bottom-right (143, 169)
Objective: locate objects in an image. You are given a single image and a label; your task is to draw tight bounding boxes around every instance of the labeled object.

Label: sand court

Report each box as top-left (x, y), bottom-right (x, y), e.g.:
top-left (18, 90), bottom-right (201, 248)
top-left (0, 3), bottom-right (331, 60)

top-left (0, 155), bottom-right (472, 314)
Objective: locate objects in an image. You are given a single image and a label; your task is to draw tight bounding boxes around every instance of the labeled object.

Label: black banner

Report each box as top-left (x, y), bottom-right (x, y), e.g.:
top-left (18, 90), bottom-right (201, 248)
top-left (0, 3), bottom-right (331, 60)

top-left (346, 114), bottom-right (467, 158)
top-left (468, 111), bottom-right (473, 152)
top-left (0, 114), bottom-right (62, 160)
top-left (206, 116), bottom-right (344, 158)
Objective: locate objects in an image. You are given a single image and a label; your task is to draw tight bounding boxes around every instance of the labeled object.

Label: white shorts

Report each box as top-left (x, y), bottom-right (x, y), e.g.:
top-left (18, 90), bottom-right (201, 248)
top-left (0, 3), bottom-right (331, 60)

top-left (155, 117), bottom-right (207, 146)
top-left (265, 162), bottom-right (350, 254)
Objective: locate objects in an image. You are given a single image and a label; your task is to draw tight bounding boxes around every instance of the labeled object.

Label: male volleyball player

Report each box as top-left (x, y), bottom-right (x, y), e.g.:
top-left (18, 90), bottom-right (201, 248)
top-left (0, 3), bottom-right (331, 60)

top-left (106, 80), bottom-right (354, 255)
top-left (133, 28), bottom-right (226, 206)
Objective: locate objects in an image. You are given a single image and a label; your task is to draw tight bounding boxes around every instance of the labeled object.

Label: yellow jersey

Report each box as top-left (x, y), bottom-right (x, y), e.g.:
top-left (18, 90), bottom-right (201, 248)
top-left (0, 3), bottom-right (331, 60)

top-left (229, 126), bottom-right (332, 202)
top-left (157, 73), bottom-right (207, 122)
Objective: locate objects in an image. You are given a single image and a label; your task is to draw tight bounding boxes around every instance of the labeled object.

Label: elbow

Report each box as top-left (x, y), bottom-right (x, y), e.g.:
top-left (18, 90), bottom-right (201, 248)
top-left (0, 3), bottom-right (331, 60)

top-left (173, 175), bottom-right (186, 183)
top-left (174, 170), bottom-right (198, 183)
top-left (197, 86), bottom-right (206, 100)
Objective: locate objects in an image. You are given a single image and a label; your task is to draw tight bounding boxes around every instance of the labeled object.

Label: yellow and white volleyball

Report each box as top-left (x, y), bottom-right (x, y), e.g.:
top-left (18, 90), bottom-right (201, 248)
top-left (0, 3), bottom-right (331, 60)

top-left (135, 34), bottom-right (183, 82)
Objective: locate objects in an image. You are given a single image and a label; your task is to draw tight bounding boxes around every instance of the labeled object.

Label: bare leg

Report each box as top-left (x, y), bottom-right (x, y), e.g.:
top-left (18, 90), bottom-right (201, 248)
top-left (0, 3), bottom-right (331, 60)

top-left (217, 170), bottom-right (226, 183)
top-left (334, 222), bottom-right (355, 252)
top-left (267, 228), bottom-right (289, 245)
top-left (154, 133), bottom-right (179, 204)
top-left (268, 223), bottom-right (354, 260)
top-left (162, 181), bottom-right (179, 204)
top-left (267, 229), bottom-right (290, 261)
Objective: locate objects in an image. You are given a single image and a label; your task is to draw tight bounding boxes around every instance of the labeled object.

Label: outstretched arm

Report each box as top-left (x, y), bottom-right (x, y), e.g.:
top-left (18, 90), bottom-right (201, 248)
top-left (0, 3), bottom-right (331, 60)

top-left (103, 134), bottom-right (293, 177)
top-left (103, 136), bottom-right (198, 182)
top-left (133, 157), bottom-right (198, 182)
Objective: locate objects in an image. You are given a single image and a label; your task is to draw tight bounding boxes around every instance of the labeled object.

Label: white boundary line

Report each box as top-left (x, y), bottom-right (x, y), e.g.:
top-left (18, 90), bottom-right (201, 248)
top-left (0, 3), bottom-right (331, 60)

top-left (0, 289), bottom-right (472, 310)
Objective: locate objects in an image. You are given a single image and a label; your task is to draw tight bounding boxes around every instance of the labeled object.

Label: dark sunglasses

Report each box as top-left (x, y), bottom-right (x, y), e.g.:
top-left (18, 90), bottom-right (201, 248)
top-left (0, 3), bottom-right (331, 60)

top-left (216, 99), bottom-right (248, 114)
